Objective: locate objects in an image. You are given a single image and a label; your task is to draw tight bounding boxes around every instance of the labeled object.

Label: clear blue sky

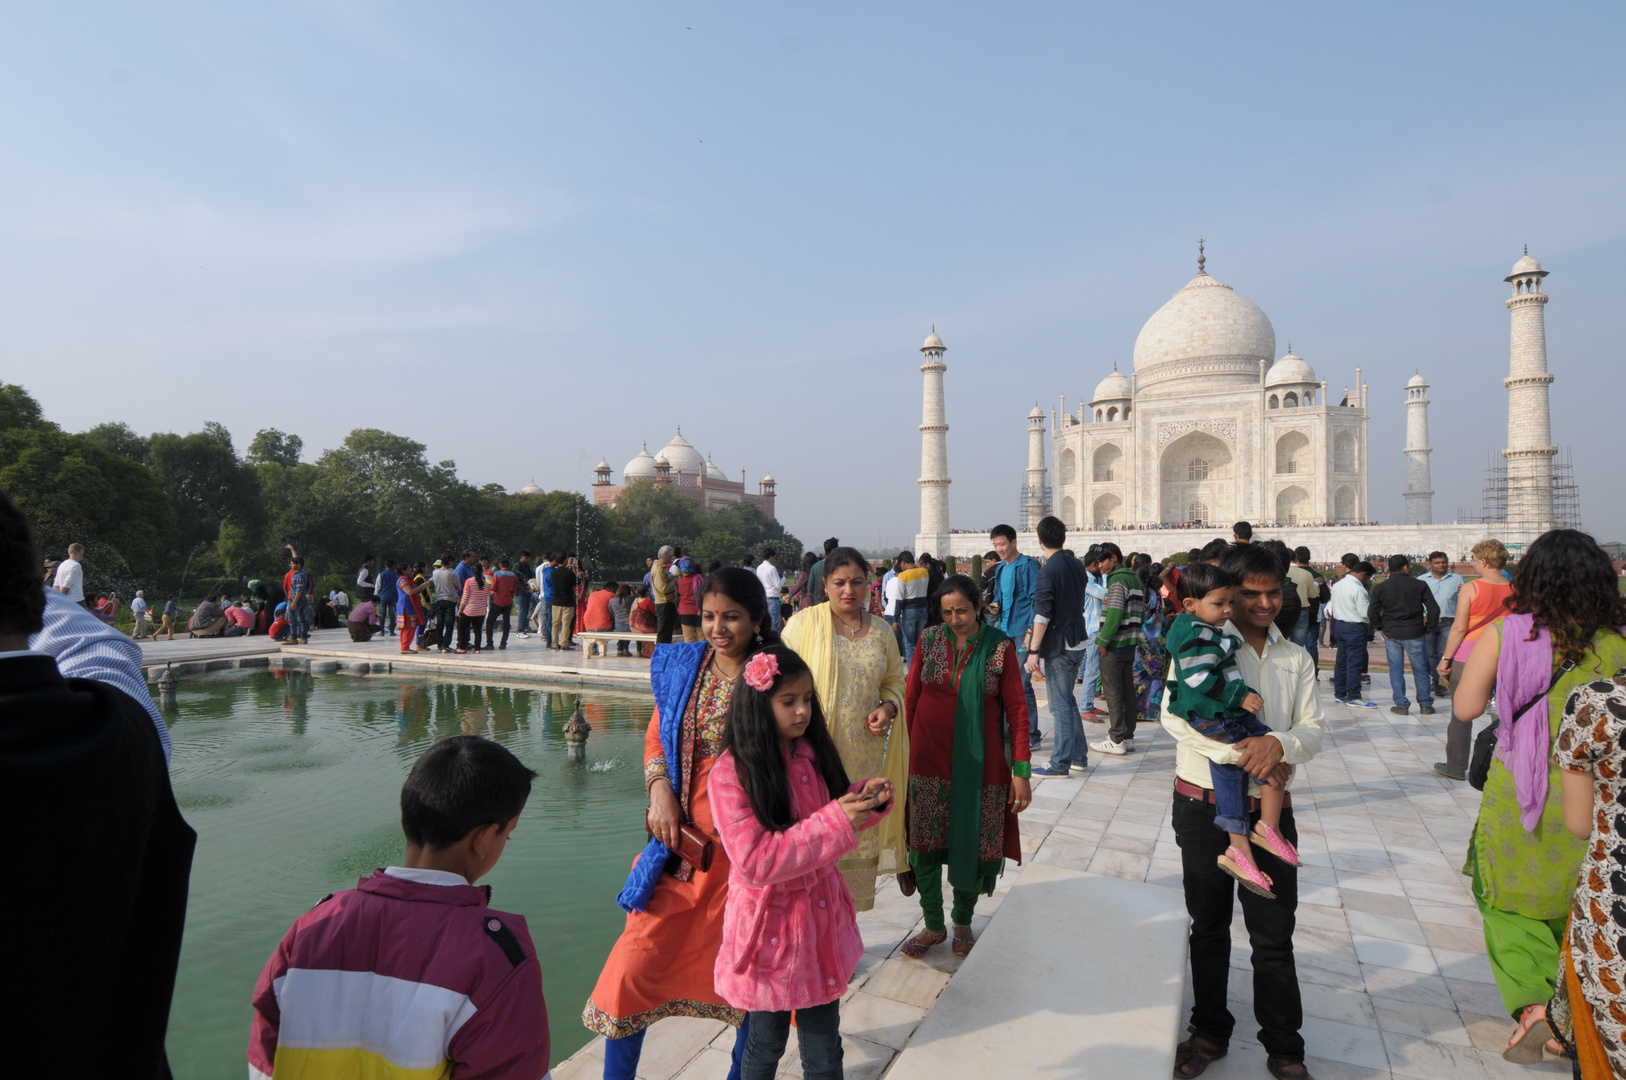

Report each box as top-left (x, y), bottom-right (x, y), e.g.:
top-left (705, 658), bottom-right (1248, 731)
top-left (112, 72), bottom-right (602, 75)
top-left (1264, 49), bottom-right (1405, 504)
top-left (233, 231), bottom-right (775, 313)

top-left (3, 3), bottom-right (1622, 550)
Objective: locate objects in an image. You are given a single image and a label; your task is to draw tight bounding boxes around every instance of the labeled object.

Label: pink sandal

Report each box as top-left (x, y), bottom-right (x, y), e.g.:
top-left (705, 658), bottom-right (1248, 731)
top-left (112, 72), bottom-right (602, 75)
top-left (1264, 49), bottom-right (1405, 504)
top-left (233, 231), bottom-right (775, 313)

top-left (1217, 847), bottom-right (1276, 899)
top-left (1250, 823), bottom-right (1301, 867)
top-left (899, 929), bottom-right (946, 959)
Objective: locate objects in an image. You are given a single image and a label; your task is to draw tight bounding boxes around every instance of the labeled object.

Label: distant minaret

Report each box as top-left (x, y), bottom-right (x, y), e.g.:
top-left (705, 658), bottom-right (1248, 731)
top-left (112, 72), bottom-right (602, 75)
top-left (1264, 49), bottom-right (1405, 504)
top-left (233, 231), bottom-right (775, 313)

top-left (916, 329), bottom-right (951, 556)
top-left (1024, 405), bottom-right (1049, 529)
top-left (1402, 372), bottom-right (1433, 525)
top-left (1503, 248), bottom-right (1555, 535)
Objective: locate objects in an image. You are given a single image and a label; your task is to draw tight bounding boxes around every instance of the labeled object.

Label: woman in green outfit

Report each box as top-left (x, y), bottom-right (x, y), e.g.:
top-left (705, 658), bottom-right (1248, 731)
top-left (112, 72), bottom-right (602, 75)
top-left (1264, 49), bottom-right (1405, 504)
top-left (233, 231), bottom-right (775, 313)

top-left (1452, 529), bottom-right (1626, 1063)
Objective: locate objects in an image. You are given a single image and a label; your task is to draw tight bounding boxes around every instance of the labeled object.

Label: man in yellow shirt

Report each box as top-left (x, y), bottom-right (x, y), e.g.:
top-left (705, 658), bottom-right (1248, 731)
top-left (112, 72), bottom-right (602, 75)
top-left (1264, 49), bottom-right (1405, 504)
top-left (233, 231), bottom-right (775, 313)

top-left (1160, 542), bottom-right (1326, 1080)
top-left (650, 546), bottom-right (677, 644)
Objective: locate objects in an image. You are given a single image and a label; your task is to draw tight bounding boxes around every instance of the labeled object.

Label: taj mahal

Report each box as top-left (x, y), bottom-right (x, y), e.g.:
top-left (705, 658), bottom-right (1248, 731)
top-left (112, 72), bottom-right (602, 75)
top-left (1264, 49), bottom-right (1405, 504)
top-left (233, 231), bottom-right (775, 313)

top-left (916, 245), bottom-right (1575, 560)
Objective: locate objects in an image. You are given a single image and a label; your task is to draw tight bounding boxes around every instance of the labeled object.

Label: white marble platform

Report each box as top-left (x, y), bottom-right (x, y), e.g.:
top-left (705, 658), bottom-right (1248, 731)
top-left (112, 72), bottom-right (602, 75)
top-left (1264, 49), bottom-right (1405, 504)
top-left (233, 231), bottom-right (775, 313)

top-left (886, 866), bottom-right (1187, 1080)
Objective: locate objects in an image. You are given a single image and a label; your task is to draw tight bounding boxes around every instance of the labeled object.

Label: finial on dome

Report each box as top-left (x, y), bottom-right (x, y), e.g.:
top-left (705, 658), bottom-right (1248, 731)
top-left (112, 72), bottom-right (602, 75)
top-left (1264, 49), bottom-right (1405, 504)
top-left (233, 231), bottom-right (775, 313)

top-left (1286, 340), bottom-right (1292, 354)
top-left (1112, 360), bottom-right (1118, 371)
top-left (1197, 235), bottom-right (1206, 274)
top-left (1524, 243), bottom-right (1528, 256)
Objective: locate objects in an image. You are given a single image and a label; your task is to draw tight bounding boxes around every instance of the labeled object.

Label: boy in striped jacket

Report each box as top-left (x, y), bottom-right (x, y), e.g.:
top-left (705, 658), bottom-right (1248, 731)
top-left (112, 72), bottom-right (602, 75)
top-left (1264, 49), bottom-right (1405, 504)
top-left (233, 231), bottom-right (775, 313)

top-left (1166, 562), bottom-right (1300, 899)
top-left (248, 736), bottom-right (550, 1080)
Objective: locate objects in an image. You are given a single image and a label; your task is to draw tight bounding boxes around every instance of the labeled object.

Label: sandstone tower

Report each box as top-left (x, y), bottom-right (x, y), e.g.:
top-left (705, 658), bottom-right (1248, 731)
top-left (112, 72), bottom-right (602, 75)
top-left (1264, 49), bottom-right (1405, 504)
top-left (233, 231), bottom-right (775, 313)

top-left (916, 330), bottom-right (951, 557)
top-left (1503, 249), bottom-right (1555, 538)
top-left (1023, 405), bottom-right (1049, 529)
top-left (1402, 372), bottom-right (1433, 525)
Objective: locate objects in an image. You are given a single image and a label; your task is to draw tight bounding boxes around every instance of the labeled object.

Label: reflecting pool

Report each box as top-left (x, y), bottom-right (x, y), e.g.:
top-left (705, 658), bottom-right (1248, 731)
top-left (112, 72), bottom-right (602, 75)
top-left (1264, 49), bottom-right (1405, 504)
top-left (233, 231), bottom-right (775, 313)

top-left (162, 668), bottom-right (654, 1078)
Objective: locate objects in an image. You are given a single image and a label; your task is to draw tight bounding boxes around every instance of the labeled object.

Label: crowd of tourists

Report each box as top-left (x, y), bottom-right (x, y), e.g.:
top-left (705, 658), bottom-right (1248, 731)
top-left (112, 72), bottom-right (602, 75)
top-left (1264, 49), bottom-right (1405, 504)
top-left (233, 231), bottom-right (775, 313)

top-left (12, 485), bottom-right (1626, 1078)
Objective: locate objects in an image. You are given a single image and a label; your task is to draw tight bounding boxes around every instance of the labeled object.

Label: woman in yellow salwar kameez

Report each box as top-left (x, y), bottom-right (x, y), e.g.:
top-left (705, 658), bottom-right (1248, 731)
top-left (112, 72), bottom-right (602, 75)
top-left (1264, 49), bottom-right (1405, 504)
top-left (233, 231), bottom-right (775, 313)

top-left (781, 546), bottom-right (910, 910)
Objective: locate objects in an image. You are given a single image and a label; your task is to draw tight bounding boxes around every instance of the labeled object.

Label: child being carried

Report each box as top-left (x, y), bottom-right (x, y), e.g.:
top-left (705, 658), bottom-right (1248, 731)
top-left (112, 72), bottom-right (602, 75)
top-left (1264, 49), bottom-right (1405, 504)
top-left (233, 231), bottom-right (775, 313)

top-left (1167, 562), bottom-right (1300, 898)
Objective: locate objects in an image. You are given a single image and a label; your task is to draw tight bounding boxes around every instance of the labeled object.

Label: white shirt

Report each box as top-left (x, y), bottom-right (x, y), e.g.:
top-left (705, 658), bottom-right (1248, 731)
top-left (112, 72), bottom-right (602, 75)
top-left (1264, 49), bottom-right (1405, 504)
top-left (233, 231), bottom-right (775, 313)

top-left (1327, 573), bottom-right (1370, 624)
top-left (357, 566), bottom-right (373, 589)
top-left (330, 590), bottom-right (349, 608)
top-left (755, 560), bottom-right (783, 600)
top-left (884, 575), bottom-right (901, 616)
top-left (130, 596), bottom-right (148, 617)
top-left (382, 866), bottom-right (469, 887)
top-left (52, 559), bottom-right (84, 603)
top-left (1160, 620), bottom-right (1326, 794)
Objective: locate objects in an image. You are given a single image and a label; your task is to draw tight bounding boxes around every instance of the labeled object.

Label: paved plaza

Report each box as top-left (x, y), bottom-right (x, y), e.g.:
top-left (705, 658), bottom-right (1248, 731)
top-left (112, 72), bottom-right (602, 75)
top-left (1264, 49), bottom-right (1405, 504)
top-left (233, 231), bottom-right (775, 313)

top-left (551, 672), bottom-right (1566, 1080)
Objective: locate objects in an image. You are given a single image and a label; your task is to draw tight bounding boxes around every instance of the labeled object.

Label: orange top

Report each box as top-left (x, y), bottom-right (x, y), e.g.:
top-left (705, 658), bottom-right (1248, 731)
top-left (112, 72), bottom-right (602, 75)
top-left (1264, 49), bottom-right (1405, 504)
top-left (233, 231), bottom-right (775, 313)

top-left (1454, 577), bottom-right (1514, 661)
top-left (583, 588), bottom-right (616, 631)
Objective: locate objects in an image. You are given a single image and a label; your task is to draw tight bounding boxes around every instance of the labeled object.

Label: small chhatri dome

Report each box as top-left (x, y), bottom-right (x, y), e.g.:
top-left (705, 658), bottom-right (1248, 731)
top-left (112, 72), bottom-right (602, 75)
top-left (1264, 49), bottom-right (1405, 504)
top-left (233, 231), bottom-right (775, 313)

top-left (656, 428), bottom-right (705, 475)
top-left (921, 327), bottom-right (945, 351)
top-left (1090, 365), bottom-right (1133, 403)
top-left (1407, 371), bottom-right (1428, 388)
top-left (595, 458), bottom-right (611, 471)
top-left (623, 443), bottom-right (657, 479)
top-left (1027, 404), bottom-right (1045, 420)
top-left (705, 454), bottom-right (727, 481)
top-left (761, 473), bottom-right (775, 484)
top-left (518, 479), bottom-right (543, 495)
top-left (1507, 248), bottom-right (1546, 280)
top-left (1265, 349), bottom-right (1318, 387)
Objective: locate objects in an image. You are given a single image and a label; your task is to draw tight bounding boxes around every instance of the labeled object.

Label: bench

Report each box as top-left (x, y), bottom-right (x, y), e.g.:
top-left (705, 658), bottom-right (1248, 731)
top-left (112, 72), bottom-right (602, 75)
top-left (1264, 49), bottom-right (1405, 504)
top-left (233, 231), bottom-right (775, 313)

top-left (575, 631), bottom-right (658, 658)
top-left (884, 865), bottom-right (1188, 1079)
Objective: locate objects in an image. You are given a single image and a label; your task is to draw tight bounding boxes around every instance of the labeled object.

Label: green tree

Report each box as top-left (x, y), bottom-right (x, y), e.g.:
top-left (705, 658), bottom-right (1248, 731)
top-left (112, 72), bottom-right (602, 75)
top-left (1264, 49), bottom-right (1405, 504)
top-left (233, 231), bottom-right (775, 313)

top-left (82, 421), bottom-right (150, 462)
top-left (0, 383), bottom-right (51, 433)
top-left (147, 422), bottom-right (264, 569)
top-left (248, 428), bottom-right (304, 468)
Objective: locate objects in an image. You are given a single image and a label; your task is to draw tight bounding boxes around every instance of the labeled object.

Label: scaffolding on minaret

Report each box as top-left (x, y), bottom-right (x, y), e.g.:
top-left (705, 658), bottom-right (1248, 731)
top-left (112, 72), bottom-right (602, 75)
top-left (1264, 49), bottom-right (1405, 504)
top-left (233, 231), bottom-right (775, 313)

top-left (1460, 447), bottom-right (1582, 538)
top-left (1017, 484), bottom-right (1053, 532)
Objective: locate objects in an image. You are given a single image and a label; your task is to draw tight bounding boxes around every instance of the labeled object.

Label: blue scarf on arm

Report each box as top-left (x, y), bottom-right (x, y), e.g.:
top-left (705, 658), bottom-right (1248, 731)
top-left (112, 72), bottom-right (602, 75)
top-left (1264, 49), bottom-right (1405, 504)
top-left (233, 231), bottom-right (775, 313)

top-left (616, 641), bottom-right (709, 912)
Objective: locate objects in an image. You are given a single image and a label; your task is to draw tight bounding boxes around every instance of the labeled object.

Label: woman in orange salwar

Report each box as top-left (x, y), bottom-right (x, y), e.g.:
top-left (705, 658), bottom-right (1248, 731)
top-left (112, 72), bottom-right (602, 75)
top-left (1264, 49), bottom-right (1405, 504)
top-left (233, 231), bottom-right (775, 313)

top-left (583, 568), bottom-right (773, 1080)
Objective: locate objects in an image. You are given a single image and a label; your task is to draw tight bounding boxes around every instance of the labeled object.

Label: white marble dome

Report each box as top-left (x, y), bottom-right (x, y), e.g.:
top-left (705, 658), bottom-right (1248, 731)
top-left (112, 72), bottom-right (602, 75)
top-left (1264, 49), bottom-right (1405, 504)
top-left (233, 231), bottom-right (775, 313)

top-left (623, 445), bottom-right (657, 480)
top-left (1265, 351), bottom-right (1317, 387)
top-left (922, 331), bottom-right (945, 350)
top-left (1090, 368), bottom-right (1133, 403)
top-left (1407, 371), bottom-right (1428, 388)
top-left (1132, 270), bottom-right (1276, 395)
top-left (518, 480), bottom-right (543, 495)
top-left (656, 429), bottom-right (705, 475)
top-left (705, 455), bottom-right (727, 481)
top-left (1509, 253), bottom-right (1544, 277)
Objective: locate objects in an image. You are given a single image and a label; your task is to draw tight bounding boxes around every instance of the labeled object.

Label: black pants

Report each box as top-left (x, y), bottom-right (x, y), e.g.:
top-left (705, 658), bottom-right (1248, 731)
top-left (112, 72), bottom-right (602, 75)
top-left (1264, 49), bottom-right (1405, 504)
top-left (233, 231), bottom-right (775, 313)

top-left (1173, 791), bottom-right (1304, 1060)
top-left (655, 602), bottom-right (678, 645)
top-left (433, 600), bottom-right (456, 651)
top-left (742, 1000), bottom-right (841, 1080)
top-left (1100, 645), bottom-right (1137, 745)
top-left (484, 604), bottom-right (512, 648)
top-left (456, 613), bottom-right (481, 652)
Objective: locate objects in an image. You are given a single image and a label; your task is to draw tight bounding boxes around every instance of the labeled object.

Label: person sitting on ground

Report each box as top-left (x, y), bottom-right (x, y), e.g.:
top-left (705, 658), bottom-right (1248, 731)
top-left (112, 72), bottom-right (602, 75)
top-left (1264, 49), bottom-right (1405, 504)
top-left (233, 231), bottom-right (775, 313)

top-left (0, 488), bottom-right (197, 1078)
top-left (223, 599), bottom-right (255, 637)
top-left (189, 594), bottom-right (228, 638)
top-left (348, 589), bottom-right (380, 642)
top-left (248, 736), bottom-right (548, 1079)
top-left (1166, 562), bottom-right (1299, 898)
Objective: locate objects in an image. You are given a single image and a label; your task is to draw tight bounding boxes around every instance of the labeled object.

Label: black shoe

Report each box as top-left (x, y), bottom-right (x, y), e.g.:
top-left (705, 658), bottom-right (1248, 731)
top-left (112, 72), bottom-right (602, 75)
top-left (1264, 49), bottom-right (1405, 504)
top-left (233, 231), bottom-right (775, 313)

top-left (1433, 683), bottom-right (1451, 697)
top-left (1433, 762), bottom-right (1465, 781)
top-left (1390, 705), bottom-right (1409, 715)
top-left (1420, 705), bottom-right (1436, 715)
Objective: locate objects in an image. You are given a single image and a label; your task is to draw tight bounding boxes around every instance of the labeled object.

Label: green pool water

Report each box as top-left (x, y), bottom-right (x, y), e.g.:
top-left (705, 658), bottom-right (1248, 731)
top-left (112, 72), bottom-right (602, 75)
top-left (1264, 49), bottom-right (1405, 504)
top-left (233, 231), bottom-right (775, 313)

top-left (162, 667), bottom-right (654, 1078)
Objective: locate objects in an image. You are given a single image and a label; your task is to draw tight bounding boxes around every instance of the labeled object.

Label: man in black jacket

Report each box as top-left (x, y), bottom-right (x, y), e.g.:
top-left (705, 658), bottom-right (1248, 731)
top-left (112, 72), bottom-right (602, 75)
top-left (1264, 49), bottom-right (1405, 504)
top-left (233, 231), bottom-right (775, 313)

top-left (0, 489), bottom-right (196, 1077)
top-left (1368, 554), bottom-right (1440, 716)
top-left (1025, 516), bottom-right (1091, 776)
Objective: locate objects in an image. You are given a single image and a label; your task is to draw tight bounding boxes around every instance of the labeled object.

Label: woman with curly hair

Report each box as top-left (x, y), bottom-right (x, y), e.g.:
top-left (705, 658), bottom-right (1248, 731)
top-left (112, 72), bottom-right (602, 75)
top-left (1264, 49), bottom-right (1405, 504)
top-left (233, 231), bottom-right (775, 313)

top-left (1452, 529), bottom-right (1626, 1064)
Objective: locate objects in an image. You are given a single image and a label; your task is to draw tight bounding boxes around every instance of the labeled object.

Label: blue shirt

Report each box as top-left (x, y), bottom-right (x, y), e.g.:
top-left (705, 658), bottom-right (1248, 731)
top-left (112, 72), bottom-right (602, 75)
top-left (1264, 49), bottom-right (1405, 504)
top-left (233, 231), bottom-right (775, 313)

top-left (376, 568), bottom-right (400, 600)
top-left (541, 564), bottom-right (554, 603)
top-left (1424, 571), bottom-right (1465, 619)
top-left (30, 589), bottom-right (170, 764)
top-left (455, 561), bottom-right (475, 589)
top-left (995, 554), bottom-right (1040, 643)
top-left (1084, 571), bottom-right (1107, 636)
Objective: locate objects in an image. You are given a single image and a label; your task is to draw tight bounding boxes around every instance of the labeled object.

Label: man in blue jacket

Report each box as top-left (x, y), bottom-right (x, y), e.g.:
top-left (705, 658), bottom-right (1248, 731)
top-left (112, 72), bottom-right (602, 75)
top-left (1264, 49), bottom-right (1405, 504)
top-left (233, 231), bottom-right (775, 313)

top-left (987, 523), bottom-right (1041, 746)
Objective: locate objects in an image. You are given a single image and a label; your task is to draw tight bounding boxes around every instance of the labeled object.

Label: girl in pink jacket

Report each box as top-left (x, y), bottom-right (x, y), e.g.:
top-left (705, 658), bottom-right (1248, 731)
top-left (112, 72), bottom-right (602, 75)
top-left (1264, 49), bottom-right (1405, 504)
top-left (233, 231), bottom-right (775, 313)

top-left (710, 645), bottom-right (893, 1080)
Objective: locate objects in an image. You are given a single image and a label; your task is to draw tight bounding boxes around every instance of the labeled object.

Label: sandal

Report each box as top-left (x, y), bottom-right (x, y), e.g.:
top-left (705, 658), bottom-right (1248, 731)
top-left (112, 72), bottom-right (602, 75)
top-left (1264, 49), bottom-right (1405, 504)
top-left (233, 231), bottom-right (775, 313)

top-left (1266, 1056), bottom-right (1315, 1080)
top-left (1251, 822), bottom-right (1301, 867)
top-left (951, 924), bottom-right (975, 957)
top-left (1217, 847), bottom-right (1276, 899)
top-left (1503, 1003), bottom-right (1556, 1064)
top-left (1173, 1025), bottom-right (1228, 1078)
top-left (898, 929), bottom-right (946, 959)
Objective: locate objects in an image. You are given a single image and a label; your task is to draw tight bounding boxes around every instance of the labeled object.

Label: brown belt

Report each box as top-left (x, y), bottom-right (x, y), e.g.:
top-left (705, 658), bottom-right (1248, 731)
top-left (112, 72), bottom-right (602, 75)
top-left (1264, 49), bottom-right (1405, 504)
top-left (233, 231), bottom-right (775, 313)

top-left (1174, 777), bottom-right (1292, 811)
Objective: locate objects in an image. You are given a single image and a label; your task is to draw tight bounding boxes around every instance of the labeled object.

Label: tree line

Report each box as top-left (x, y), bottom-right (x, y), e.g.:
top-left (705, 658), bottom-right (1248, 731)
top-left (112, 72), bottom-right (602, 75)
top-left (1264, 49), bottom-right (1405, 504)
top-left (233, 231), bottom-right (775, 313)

top-left (0, 382), bottom-right (802, 599)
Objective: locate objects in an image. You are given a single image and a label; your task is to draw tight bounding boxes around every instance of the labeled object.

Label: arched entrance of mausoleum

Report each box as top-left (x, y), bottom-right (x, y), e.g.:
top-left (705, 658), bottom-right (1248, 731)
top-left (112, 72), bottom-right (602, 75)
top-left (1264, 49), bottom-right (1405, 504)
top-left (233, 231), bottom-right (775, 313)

top-left (1160, 431), bottom-right (1235, 526)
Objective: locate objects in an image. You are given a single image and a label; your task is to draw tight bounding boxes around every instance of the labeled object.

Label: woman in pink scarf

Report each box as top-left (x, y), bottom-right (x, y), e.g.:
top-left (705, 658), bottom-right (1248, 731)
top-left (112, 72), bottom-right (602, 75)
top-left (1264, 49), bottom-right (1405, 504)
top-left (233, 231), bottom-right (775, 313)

top-left (1452, 529), bottom-right (1626, 1063)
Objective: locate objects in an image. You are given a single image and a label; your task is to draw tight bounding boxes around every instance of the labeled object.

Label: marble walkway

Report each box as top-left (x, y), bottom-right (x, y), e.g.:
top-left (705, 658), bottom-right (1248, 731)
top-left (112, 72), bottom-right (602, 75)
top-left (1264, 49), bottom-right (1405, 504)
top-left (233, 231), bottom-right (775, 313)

top-left (551, 673), bottom-right (1569, 1080)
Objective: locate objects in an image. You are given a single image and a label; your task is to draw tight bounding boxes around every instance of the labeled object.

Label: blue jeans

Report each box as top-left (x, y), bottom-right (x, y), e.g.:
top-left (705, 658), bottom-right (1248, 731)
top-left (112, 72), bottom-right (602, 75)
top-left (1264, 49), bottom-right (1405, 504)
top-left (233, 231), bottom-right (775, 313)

top-left (288, 601), bottom-right (310, 641)
top-left (1018, 648), bottom-right (1040, 740)
top-left (1186, 711), bottom-right (1272, 835)
top-left (1044, 651), bottom-right (1086, 770)
top-left (1427, 617), bottom-right (1453, 681)
top-left (515, 590), bottom-right (533, 635)
top-left (743, 1002), bottom-right (840, 1080)
top-left (1079, 631), bottom-right (1100, 708)
top-left (765, 596), bottom-right (782, 633)
top-left (381, 597), bottom-right (397, 634)
top-left (1384, 635), bottom-right (1433, 708)
top-left (540, 596), bottom-right (554, 644)
top-left (605, 1020), bottom-right (749, 1080)
top-left (1333, 621), bottom-right (1367, 700)
top-left (899, 604), bottom-right (927, 665)
top-left (1288, 610), bottom-right (1311, 648)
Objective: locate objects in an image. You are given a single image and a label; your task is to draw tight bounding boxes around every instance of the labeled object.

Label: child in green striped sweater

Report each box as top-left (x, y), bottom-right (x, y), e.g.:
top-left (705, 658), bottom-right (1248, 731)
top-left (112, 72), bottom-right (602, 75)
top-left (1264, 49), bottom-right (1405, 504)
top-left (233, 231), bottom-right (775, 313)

top-left (1167, 562), bottom-right (1300, 899)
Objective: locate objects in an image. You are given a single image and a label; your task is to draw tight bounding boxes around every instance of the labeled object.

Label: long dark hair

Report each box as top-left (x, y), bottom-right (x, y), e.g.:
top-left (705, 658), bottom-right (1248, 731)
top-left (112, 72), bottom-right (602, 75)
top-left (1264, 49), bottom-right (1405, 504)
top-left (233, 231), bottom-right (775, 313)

top-left (701, 566), bottom-right (781, 648)
top-left (1507, 529), bottom-right (1626, 663)
top-left (720, 645), bottom-right (850, 831)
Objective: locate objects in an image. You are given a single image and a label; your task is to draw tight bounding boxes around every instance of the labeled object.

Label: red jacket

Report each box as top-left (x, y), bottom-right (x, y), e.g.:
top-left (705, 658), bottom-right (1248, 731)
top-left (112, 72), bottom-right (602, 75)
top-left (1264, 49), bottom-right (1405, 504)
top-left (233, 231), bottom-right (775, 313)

top-left (248, 869), bottom-right (549, 1080)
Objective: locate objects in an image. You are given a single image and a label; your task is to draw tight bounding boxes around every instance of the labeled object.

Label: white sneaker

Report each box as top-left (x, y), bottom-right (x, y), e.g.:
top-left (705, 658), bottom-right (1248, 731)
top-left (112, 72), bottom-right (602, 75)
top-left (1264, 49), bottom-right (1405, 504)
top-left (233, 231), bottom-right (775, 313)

top-left (1091, 738), bottom-right (1133, 756)
top-left (1069, 761), bottom-right (1089, 773)
top-left (518, 632), bottom-right (530, 639)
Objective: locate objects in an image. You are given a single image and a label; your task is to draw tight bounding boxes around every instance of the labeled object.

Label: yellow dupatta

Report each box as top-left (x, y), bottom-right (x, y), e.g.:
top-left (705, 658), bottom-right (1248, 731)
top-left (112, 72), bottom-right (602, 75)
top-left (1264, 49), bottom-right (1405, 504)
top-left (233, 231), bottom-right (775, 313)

top-left (781, 603), bottom-right (910, 876)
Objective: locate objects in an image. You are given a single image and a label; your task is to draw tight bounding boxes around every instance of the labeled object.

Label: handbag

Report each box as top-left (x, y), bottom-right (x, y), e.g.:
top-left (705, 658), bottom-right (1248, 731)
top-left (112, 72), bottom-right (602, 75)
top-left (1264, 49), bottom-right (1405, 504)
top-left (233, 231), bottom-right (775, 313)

top-left (645, 810), bottom-right (715, 873)
top-left (1469, 658), bottom-right (1575, 791)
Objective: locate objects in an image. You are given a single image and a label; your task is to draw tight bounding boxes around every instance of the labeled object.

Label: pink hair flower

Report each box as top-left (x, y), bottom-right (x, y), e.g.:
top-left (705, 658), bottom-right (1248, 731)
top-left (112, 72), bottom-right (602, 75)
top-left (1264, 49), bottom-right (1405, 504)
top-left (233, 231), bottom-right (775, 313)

top-left (743, 652), bottom-right (780, 692)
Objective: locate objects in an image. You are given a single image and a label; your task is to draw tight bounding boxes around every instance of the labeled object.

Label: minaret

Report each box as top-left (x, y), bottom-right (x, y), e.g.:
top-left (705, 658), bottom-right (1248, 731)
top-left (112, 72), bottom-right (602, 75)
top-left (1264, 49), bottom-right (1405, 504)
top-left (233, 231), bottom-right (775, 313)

top-left (1503, 248), bottom-right (1555, 537)
top-left (1402, 372), bottom-right (1433, 524)
top-left (1024, 405), bottom-right (1049, 529)
top-left (916, 329), bottom-right (951, 556)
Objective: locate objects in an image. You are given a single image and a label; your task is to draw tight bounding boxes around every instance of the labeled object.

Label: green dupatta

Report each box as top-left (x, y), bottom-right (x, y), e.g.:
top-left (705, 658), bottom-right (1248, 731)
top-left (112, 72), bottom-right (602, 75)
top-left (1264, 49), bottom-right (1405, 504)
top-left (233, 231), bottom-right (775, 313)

top-left (947, 622), bottom-right (1009, 895)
